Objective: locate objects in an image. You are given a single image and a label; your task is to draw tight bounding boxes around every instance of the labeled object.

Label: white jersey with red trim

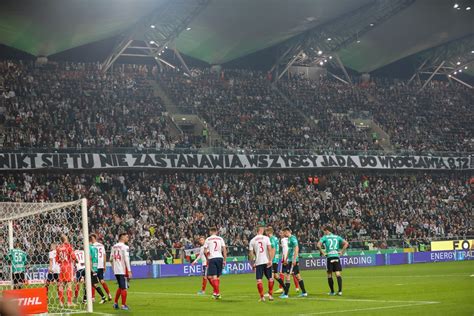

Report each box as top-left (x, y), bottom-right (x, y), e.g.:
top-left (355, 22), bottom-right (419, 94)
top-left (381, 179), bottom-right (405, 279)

top-left (93, 242), bottom-right (106, 269)
top-left (249, 235), bottom-right (271, 266)
top-left (281, 237), bottom-right (289, 262)
top-left (204, 235), bottom-right (225, 260)
top-left (111, 242), bottom-right (131, 275)
top-left (74, 250), bottom-right (85, 271)
top-left (48, 250), bottom-right (61, 274)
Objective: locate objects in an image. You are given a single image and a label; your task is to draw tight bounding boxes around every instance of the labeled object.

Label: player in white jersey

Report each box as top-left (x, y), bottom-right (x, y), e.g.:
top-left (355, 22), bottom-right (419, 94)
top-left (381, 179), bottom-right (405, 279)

top-left (91, 234), bottom-right (112, 300)
top-left (46, 243), bottom-right (60, 295)
top-left (203, 227), bottom-right (227, 299)
top-left (110, 233), bottom-right (131, 310)
top-left (191, 236), bottom-right (208, 295)
top-left (74, 248), bottom-right (85, 302)
top-left (249, 226), bottom-right (274, 302)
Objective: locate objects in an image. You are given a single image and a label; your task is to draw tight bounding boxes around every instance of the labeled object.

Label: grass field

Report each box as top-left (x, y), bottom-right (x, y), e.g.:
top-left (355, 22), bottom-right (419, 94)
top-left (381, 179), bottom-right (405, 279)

top-left (81, 261), bottom-right (472, 315)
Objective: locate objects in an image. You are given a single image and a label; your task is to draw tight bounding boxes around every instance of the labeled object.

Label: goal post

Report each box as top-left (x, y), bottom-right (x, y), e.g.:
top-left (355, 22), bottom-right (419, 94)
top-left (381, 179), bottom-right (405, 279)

top-left (0, 199), bottom-right (93, 314)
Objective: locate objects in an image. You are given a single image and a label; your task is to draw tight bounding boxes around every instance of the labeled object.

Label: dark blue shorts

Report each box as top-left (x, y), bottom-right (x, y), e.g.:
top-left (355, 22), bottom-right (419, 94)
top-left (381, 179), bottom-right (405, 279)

top-left (47, 273), bottom-right (59, 282)
top-left (97, 268), bottom-right (104, 280)
top-left (116, 274), bottom-right (128, 289)
top-left (255, 264), bottom-right (272, 280)
top-left (207, 258), bottom-right (224, 277)
top-left (75, 269), bottom-right (85, 282)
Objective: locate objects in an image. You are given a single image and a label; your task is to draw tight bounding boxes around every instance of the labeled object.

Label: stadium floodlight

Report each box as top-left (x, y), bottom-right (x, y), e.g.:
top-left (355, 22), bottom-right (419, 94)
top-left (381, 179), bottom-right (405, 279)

top-left (453, 3), bottom-right (459, 8)
top-left (186, 27), bottom-right (192, 31)
top-left (150, 25), bottom-right (156, 29)
top-left (457, 61), bottom-right (461, 65)
top-left (459, 69), bottom-right (462, 72)
top-left (329, 56), bottom-right (333, 59)
top-left (454, 71), bottom-right (458, 74)
top-left (465, 66), bottom-right (468, 69)
top-left (0, 199), bottom-right (92, 313)
top-left (150, 40), bottom-right (155, 44)
top-left (318, 50), bottom-right (323, 55)
top-left (369, 23), bottom-right (374, 26)
top-left (319, 61), bottom-right (324, 66)
top-left (327, 38), bottom-right (332, 41)
top-left (467, 6), bottom-right (471, 10)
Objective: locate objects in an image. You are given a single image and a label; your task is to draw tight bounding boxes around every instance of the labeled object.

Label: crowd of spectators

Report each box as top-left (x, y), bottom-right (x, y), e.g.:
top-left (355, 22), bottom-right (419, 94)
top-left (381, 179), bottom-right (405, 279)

top-left (278, 75), bottom-right (473, 153)
top-left (1, 60), bottom-right (472, 154)
top-left (0, 60), bottom-right (185, 150)
top-left (1, 171), bottom-right (471, 260)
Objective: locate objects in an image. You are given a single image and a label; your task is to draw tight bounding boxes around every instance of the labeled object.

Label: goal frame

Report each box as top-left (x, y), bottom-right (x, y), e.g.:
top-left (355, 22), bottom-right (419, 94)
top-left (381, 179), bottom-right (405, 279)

top-left (1, 198), bottom-right (93, 313)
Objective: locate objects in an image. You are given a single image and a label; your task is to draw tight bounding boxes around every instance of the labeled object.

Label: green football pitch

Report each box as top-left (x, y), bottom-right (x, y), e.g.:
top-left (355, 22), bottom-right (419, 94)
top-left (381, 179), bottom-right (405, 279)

top-left (85, 261), bottom-right (472, 315)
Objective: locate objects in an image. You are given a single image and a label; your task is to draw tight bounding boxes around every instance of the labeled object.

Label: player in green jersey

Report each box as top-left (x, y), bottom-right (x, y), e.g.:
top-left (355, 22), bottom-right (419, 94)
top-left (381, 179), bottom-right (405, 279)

top-left (280, 228), bottom-right (307, 298)
top-left (317, 226), bottom-right (349, 296)
top-left (265, 227), bottom-right (285, 293)
top-left (88, 235), bottom-right (107, 304)
top-left (7, 243), bottom-right (28, 289)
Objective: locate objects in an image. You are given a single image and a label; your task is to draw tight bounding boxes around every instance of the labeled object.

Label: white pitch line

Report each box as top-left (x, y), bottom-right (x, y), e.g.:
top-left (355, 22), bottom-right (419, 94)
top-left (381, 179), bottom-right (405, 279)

top-left (298, 302), bottom-right (439, 316)
top-left (132, 291), bottom-right (439, 304)
top-left (303, 274), bottom-right (468, 279)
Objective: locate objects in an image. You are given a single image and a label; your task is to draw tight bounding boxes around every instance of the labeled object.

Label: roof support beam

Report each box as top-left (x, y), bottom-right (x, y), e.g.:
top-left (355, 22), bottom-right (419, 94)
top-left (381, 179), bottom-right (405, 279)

top-left (100, 0), bottom-right (208, 73)
top-left (448, 75), bottom-right (473, 89)
top-left (418, 60), bottom-right (445, 93)
top-left (334, 54), bottom-right (353, 86)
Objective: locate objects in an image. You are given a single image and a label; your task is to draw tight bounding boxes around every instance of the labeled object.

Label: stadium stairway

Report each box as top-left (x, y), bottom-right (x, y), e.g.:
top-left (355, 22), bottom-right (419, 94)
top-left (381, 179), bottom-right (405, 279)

top-left (148, 79), bottom-right (223, 147)
top-left (350, 118), bottom-right (394, 152)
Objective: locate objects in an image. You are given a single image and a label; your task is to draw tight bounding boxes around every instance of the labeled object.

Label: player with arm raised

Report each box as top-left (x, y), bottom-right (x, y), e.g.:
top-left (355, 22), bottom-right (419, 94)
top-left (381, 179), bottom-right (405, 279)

top-left (280, 228), bottom-right (307, 298)
top-left (249, 226), bottom-right (274, 302)
top-left (265, 227), bottom-right (285, 294)
top-left (56, 234), bottom-right (77, 307)
top-left (317, 226), bottom-right (349, 296)
top-left (204, 227), bottom-right (226, 300)
top-left (91, 234), bottom-right (112, 300)
top-left (191, 236), bottom-right (208, 295)
top-left (7, 242), bottom-right (28, 290)
top-left (73, 247), bottom-right (85, 303)
top-left (111, 233), bottom-right (132, 310)
top-left (46, 243), bottom-right (60, 296)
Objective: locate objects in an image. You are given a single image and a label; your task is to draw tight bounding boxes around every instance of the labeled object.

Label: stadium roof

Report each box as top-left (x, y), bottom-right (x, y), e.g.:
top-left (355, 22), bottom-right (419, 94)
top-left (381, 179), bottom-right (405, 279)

top-left (0, 0), bottom-right (472, 73)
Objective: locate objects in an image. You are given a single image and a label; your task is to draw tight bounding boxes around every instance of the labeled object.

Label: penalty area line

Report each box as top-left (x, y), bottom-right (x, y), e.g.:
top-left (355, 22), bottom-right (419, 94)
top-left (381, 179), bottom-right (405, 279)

top-left (298, 301), bottom-right (440, 316)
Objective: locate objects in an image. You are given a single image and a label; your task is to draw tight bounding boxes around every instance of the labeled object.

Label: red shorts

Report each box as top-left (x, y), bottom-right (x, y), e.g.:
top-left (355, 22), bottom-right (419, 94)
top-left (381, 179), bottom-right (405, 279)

top-left (59, 266), bottom-right (74, 282)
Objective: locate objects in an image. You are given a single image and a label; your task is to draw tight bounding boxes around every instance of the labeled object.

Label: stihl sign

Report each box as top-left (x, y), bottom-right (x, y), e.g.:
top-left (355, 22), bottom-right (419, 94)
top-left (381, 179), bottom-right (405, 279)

top-left (2, 288), bottom-right (48, 314)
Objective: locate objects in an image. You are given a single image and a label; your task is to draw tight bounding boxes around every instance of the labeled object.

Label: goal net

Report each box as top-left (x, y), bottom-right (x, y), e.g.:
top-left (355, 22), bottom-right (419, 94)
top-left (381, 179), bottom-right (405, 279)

top-left (0, 199), bottom-right (93, 314)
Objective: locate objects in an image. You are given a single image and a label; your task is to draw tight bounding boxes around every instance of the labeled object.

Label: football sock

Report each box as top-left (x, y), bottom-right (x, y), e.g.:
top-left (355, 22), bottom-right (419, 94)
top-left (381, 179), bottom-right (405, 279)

top-left (298, 279), bottom-right (307, 294)
top-left (337, 276), bottom-right (342, 292)
top-left (95, 285), bottom-right (105, 299)
top-left (202, 277), bottom-right (207, 291)
top-left (328, 277), bottom-right (334, 293)
top-left (58, 287), bottom-right (64, 304)
top-left (293, 275), bottom-right (299, 289)
top-left (268, 279), bottom-right (274, 295)
top-left (215, 278), bottom-right (220, 294)
top-left (276, 278), bottom-right (285, 288)
top-left (209, 278), bottom-right (217, 293)
top-left (67, 288), bottom-right (72, 304)
top-left (101, 281), bottom-right (111, 295)
top-left (121, 289), bottom-right (127, 305)
top-left (92, 287), bottom-right (95, 298)
top-left (279, 273), bottom-right (284, 288)
top-left (257, 280), bottom-right (264, 298)
top-left (114, 288), bottom-right (121, 304)
top-left (284, 282), bottom-right (290, 295)
top-left (74, 283), bottom-right (80, 298)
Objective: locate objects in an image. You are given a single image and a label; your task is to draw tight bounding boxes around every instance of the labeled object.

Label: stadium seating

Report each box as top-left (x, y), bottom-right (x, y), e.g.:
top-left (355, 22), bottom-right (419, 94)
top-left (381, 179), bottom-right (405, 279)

top-left (1, 171), bottom-right (471, 260)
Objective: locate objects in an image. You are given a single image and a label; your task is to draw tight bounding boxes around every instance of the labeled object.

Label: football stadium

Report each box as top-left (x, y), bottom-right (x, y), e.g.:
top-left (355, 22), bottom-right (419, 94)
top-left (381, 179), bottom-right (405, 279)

top-left (0, 0), bottom-right (473, 315)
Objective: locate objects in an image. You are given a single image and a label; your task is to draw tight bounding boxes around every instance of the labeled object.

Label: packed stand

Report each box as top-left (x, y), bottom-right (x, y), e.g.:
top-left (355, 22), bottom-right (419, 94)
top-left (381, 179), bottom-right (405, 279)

top-left (158, 69), bottom-right (320, 150)
top-left (0, 60), bottom-right (181, 150)
top-left (1, 171), bottom-right (471, 260)
top-left (279, 75), bottom-right (473, 153)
